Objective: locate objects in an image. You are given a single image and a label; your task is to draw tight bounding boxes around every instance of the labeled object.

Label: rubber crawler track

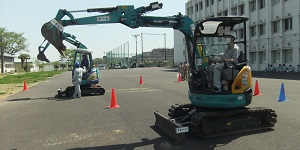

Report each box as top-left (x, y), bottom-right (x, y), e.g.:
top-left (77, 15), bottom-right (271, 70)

top-left (168, 104), bottom-right (277, 138)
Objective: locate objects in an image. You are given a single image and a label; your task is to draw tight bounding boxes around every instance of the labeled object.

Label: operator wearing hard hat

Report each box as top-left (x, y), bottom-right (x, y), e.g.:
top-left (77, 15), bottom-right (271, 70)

top-left (210, 31), bottom-right (240, 92)
top-left (72, 61), bottom-right (86, 98)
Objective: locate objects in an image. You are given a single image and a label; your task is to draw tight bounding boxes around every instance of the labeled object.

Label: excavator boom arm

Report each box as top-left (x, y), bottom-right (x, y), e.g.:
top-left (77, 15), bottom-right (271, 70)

top-left (38, 1), bottom-right (195, 70)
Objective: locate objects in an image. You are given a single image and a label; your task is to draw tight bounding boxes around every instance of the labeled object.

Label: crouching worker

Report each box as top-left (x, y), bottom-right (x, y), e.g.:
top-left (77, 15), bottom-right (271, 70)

top-left (210, 31), bottom-right (239, 92)
top-left (87, 65), bottom-right (100, 83)
top-left (72, 62), bottom-right (86, 98)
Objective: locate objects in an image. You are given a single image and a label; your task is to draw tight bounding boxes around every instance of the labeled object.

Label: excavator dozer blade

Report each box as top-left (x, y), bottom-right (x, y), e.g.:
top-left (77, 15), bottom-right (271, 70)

top-left (40, 21), bottom-right (66, 60)
top-left (154, 111), bottom-right (186, 143)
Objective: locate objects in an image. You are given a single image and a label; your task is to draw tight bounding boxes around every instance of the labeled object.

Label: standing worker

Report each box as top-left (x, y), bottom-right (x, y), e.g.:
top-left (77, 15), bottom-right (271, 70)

top-left (179, 62), bottom-right (185, 81)
top-left (72, 62), bottom-right (86, 98)
top-left (184, 61), bottom-right (190, 80)
top-left (209, 31), bottom-right (239, 92)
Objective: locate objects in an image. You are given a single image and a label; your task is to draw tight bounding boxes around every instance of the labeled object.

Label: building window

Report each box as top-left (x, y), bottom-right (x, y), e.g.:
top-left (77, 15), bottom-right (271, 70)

top-left (259, 24), bottom-right (266, 35)
top-left (272, 21), bottom-right (280, 33)
top-left (206, 0), bottom-right (209, 7)
top-left (239, 5), bottom-right (245, 15)
top-left (271, 50), bottom-right (280, 63)
top-left (258, 51), bottom-right (266, 63)
top-left (211, 0), bottom-right (214, 5)
top-left (231, 7), bottom-right (237, 15)
top-left (239, 28), bottom-right (244, 39)
top-left (259, 0), bottom-right (266, 9)
top-left (250, 1), bottom-right (256, 12)
top-left (195, 3), bottom-right (199, 12)
top-left (283, 49), bottom-right (292, 63)
top-left (250, 52), bottom-right (257, 64)
top-left (200, 2), bottom-right (203, 10)
top-left (250, 26), bottom-right (256, 37)
top-left (283, 18), bottom-right (292, 31)
top-left (272, 0), bottom-right (280, 6)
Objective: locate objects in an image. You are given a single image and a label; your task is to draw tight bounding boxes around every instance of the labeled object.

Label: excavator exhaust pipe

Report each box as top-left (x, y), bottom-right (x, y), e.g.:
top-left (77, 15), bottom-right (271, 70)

top-left (39, 21), bottom-right (66, 61)
top-left (154, 111), bottom-right (186, 143)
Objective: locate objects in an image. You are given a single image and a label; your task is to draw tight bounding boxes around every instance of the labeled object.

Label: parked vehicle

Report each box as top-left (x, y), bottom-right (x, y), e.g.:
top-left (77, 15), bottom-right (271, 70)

top-left (99, 65), bottom-right (106, 70)
top-left (114, 64), bottom-right (121, 69)
top-left (121, 64), bottom-right (128, 69)
top-left (138, 64), bottom-right (145, 68)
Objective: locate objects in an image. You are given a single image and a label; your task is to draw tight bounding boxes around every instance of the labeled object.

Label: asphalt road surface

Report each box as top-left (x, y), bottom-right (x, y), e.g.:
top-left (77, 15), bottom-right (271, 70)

top-left (1, 67), bottom-right (299, 150)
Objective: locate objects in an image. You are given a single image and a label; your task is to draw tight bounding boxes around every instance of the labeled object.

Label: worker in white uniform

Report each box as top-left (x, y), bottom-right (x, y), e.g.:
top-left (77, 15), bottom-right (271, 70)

top-left (210, 31), bottom-right (239, 92)
top-left (72, 62), bottom-right (86, 98)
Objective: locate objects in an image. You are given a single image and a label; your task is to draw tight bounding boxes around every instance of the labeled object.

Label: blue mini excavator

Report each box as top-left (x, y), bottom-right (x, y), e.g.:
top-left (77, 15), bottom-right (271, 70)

top-left (39, 32), bottom-right (105, 97)
top-left (38, 2), bottom-right (277, 143)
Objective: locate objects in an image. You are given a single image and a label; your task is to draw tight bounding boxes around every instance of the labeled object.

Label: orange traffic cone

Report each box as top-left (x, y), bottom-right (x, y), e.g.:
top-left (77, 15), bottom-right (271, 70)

top-left (253, 80), bottom-right (262, 96)
top-left (108, 88), bottom-right (119, 109)
top-left (23, 80), bottom-right (28, 91)
top-left (177, 73), bottom-right (182, 82)
top-left (139, 75), bottom-right (144, 85)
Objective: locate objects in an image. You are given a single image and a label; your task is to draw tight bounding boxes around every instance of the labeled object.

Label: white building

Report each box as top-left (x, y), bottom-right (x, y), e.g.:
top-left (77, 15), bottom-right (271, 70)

top-left (0, 54), bottom-right (15, 73)
top-left (174, 0), bottom-right (300, 70)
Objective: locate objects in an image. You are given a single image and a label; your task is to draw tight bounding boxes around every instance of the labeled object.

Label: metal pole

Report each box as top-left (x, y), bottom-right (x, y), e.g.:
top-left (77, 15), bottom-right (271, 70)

top-left (132, 34), bottom-right (140, 66)
top-left (120, 45), bottom-right (122, 64)
top-left (164, 33), bottom-right (167, 61)
top-left (0, 34), bottom-right (4, 73)
top-left (141, 33), bottom-right (143, 62)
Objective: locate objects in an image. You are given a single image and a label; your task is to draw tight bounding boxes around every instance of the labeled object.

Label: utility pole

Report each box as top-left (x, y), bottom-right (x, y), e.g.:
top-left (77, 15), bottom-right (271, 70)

top-left (0, 34), bottom-right (4, 73)
top-left (132, 34), bottom-right (140, 66)
top-left (164, 33), bottom-right (166, 61)
top-left (141, 33), bottom-right (143, 62)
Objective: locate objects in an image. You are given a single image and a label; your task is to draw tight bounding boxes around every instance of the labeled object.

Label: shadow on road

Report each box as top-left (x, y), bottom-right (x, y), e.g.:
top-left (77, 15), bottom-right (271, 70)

top-left (6, 96), bottom-right (73, 102)
top-left (67, 125), bottom-right (274, 150)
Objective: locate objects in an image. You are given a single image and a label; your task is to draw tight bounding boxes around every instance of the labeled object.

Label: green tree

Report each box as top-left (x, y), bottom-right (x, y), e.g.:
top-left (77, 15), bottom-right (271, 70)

top-left (38, 63), bottom-right (44, 69)
top-left (93, 58), bottom-right (104, 65)
top-left (18, 53), bottom-right (30, 70)
top-left (0, 27), bottom-right (29, 73)
top-left (60, 63), bottom-right (67, 70)
top-left (63, 48), bottom-right (75, 67)
top-left (52, 61), bottom-right (60, 71)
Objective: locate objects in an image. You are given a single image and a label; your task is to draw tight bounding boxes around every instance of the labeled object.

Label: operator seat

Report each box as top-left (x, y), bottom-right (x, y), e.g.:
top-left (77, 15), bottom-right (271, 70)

top-left (222, 50), bottom-right (244, 82)
top-left (235, 50), bottom-right (246, 70)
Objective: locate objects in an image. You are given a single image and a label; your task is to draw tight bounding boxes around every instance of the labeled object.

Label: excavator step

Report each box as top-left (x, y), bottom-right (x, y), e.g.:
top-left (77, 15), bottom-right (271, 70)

top-left (154, 111), bottom-right (186, 143)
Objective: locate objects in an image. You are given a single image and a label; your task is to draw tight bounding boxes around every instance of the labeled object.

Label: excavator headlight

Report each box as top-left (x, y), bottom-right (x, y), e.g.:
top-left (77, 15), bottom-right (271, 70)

top-left (144, 2), bottom-right (163, 12)
top-left (150, 2), bottom-right (160, 10)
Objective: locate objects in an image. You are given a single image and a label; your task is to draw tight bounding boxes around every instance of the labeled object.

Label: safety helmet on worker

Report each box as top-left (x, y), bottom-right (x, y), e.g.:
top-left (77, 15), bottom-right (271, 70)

top-left (226, 31), bottom-right (237, 40)
top-left (75, 62), bottom-right (80, 68)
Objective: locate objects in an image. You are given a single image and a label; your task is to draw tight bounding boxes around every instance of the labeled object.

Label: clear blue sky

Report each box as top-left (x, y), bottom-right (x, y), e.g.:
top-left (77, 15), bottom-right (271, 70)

top-left (0, 0), bottom-right (186, 62)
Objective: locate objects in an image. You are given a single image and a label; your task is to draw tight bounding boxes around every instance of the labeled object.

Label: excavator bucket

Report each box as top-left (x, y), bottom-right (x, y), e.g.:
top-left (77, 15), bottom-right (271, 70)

top-left (40, 21), bottom-right (66, 61)
top-left (154, 111), bottom-right (186, 143)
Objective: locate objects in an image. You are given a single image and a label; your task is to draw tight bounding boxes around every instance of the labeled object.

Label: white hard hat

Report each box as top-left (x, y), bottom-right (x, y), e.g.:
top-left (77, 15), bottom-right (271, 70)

top-left (226, 31), bottom-right (237, 39)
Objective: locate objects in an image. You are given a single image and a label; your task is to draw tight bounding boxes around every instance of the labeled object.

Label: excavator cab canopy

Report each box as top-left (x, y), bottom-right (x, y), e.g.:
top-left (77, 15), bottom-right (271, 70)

top-left (192, 16), bottom-right (249, 68)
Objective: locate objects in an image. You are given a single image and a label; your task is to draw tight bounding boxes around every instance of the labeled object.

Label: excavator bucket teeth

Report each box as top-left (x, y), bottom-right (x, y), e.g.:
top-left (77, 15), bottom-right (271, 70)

top-left (154, 111), bottom-right (185, 143)
top-left (41, 22), bottom-right (66, 57)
